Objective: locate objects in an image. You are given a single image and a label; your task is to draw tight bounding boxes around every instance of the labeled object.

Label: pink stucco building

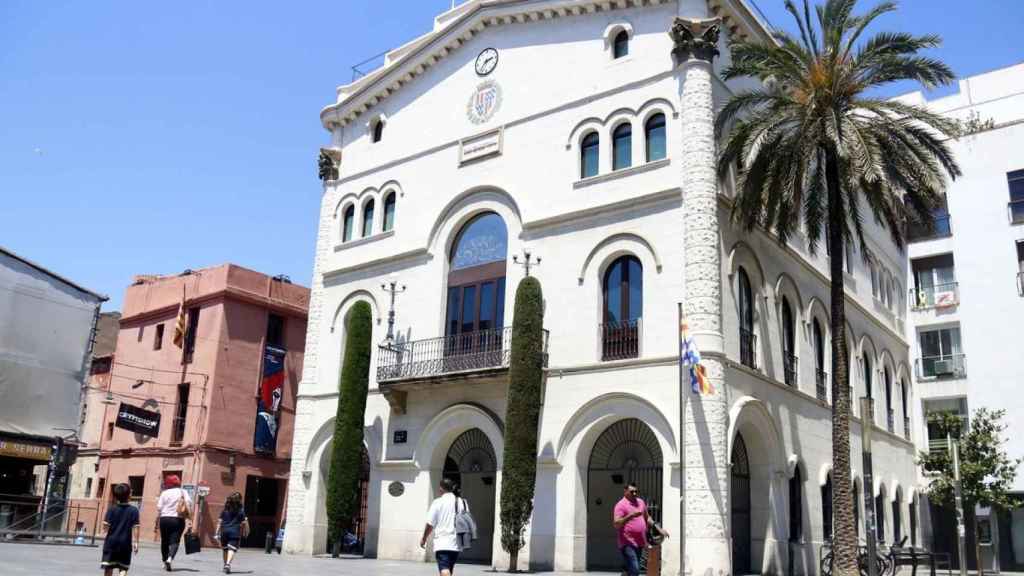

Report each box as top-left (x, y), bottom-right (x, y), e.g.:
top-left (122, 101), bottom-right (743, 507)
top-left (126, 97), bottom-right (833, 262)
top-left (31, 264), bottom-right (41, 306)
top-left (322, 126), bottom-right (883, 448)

top-left (91, 264), bottom-right (308, 546)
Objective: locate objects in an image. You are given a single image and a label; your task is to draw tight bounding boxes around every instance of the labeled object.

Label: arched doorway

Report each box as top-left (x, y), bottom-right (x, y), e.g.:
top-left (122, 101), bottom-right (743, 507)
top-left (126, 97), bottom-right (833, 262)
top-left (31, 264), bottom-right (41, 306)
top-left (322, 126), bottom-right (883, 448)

top-left (321, 444), bottom-right (370, 554)
top-left (586, 418), bottom-right (664, 570)
top-left (732, 433), bottom-right (753, 574)
top-left (444, 429), bottom-right (496, 564)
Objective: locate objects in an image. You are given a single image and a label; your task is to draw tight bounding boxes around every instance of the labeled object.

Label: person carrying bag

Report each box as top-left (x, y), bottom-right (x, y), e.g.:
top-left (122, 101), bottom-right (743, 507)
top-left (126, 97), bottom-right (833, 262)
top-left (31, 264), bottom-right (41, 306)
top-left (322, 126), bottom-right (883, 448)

top-left (155, 475), bottom-right (193, 572)
top-left (454, 495), bottom-right (478, 551)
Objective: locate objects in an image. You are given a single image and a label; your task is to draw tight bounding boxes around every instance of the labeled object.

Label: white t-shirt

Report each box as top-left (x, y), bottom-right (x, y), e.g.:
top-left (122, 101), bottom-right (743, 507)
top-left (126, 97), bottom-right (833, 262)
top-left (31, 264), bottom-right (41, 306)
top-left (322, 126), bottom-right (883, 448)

top-left (156, 487), bottom-right (193, 518)
top-left (426, 493), bottom-right (469, 552)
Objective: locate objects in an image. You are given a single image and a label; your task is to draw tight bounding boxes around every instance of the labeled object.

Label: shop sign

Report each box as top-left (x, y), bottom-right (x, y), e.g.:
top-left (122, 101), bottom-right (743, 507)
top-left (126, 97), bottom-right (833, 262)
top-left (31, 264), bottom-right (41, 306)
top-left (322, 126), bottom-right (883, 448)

top-left (0, 436), bottom-right (52, 461)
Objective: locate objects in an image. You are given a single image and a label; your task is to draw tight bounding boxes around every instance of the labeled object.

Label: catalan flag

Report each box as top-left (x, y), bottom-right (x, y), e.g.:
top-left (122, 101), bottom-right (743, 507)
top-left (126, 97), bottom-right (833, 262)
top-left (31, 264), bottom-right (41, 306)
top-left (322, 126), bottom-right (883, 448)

top-left (679, 304), bottom-right (713, 395)
top-left (172, 285), bottom-right (187, 348)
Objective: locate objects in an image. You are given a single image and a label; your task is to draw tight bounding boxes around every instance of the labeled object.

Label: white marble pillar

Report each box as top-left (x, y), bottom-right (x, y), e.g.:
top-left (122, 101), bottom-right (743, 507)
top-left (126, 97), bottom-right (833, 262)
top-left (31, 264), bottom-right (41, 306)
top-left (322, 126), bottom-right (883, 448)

top-left (672, 16), bottom-right (731, 576)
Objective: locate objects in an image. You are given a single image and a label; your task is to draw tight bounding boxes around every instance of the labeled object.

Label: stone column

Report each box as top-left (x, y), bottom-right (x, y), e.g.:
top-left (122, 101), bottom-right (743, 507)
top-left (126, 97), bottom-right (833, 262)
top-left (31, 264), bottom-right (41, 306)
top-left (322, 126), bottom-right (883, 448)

top-left (672, 16), bottom-right (731, 576)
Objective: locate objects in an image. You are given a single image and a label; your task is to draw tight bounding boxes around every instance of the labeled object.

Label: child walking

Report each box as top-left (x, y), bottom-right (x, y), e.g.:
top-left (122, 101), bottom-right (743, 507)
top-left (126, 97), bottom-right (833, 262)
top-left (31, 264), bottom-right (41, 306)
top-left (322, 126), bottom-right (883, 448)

top-left (214, 491), bottom-right (248, 574)
top-left (101, 483), bottom-right (140, 576)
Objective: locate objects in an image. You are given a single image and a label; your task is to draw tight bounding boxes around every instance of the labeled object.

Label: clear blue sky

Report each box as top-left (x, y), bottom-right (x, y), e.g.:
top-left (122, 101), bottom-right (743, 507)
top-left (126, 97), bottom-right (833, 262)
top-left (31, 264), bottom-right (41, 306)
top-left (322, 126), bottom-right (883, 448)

top-left (3, 1), bottom-right (1022, 311)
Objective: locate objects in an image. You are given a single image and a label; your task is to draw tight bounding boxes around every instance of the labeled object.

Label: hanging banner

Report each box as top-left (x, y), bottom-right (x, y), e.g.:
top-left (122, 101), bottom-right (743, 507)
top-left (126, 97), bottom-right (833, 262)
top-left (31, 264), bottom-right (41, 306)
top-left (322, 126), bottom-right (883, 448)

top-left (254, 345), bottom-right (286, 454)
top-left (115, 403), bottom-right (161, 438)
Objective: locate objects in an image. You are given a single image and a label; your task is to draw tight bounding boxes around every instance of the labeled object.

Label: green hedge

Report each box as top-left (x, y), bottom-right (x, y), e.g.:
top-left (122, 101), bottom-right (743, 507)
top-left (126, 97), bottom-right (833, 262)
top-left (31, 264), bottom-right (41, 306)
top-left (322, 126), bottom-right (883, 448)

top-left (325, 301), bottom-right (372, 549)
top-left (499, 276), bottom-right (545, 571)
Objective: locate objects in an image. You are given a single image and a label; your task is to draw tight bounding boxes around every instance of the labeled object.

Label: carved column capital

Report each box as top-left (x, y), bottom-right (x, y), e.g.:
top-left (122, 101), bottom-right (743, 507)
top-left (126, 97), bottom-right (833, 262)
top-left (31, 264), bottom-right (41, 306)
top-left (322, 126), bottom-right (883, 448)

top-left (670, 17), bottom-right (722, 64)
top-left (317, 147), bottom-right (341, 182)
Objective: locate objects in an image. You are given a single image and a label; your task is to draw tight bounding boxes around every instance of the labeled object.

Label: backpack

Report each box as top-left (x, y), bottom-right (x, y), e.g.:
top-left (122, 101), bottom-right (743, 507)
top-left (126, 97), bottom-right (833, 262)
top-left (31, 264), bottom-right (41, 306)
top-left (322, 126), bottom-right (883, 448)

top-left (453, 497), bottom-right (478, 551)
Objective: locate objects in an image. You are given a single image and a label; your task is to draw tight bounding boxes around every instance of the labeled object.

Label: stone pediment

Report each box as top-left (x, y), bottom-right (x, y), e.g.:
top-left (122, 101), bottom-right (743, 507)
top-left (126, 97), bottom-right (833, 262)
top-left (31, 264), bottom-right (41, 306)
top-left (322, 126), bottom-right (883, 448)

top-left (320, 0), bottom-right (771, 131)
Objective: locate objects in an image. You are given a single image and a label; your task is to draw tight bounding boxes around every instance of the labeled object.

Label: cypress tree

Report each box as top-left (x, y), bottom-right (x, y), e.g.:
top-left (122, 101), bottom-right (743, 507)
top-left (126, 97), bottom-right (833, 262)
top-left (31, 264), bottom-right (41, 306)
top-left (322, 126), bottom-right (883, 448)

top-left (499, 276), bottom-right (544, 572)
top-left (326, 301), bottom-right (373, 555)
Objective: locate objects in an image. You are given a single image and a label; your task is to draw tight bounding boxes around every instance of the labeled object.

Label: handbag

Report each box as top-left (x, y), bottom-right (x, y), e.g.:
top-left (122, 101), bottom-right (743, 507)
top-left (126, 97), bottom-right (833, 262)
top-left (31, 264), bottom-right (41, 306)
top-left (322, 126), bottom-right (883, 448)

top-left (184, 529), bottom-right (201, 555)
top-left (176, 492), bottom-right (191, 520)
top-left (647, 520), bottom-right (665, 546)
top-left (453, 497), bottom-right (477, 551)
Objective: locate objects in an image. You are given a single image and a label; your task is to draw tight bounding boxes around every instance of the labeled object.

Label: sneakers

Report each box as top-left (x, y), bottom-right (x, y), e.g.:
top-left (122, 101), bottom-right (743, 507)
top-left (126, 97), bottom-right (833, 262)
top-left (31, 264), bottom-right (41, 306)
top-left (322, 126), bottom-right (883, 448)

top-left (223, 564), bottom-right (231, 574)
top-left (164, 560), bottom-right (172, 571)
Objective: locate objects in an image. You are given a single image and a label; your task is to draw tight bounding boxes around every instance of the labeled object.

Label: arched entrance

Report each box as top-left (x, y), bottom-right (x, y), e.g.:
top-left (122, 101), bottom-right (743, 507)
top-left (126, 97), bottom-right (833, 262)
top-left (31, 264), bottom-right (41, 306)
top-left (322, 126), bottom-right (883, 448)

top-left (586, 418), bottom-right (664, 571)
top-left (444, 428), bottom-right (496, 564)
top-left (320, 444), bottom-right (370, 554)
top-left (732, 433), bottom-right (753, 574)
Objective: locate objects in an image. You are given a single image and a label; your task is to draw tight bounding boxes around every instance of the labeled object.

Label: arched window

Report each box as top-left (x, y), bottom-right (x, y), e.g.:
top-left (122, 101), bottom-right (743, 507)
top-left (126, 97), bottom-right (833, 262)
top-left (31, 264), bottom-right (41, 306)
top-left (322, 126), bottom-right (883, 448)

top-left (342, 205), bottom-right (355, 242)
top-left (738, 267), bottom-right (756, 369)
top-left (446, 213), bottom-right (508, 344)
top-left (864, 354), bottom-right (874, 422)
top-left (893, 489), bottom-right (903, 544)
top-left (884, 366), bottom-right (894, 431)
top-left (372, 119), bottom-right (384, 143)
top-left (876, 490), bottom-right (886, 543)
top-left (901, 380), bottom-right (909, 439)
top-left (612, 123), bottom-right (632, 170)
top-left (645, 113), bottom-right (666, 162)
top-left (601, 255), bottom-right (642, 360)
top-left (822, 473), bottom-right (833, 541)
top-left (782, 297), bottom-right (797, 387)
top-left (813, 318), bottom-right (827, 401)
top-left (361, 199), bottom-right (375, 238)
top-left (382, 191), bottom-right (396, 232)
top-left (910, 497), bottom-right (918, 547)
top-left (789, 466), bottom-right (803, 542)
top-left (613, 29), bottom-right (629, 59)
top-left (581, 131), bottom-right (599, 179)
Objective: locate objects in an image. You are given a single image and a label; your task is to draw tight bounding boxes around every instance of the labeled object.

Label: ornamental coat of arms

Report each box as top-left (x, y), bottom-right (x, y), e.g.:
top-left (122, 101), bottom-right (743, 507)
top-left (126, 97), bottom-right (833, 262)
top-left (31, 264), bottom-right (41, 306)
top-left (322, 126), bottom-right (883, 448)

top-left (466, 80), bottom-right (502, 125)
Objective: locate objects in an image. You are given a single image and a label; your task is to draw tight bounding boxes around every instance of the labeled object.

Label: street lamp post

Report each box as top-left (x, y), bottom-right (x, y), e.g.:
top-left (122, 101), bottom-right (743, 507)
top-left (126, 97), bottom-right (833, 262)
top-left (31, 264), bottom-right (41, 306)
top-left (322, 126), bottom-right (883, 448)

top-left (861, 396), bottom-right (879, 576)
top-left (950, 430), bottom-right (969, 576)
top-left (381, 276), bottom-right (406, 344)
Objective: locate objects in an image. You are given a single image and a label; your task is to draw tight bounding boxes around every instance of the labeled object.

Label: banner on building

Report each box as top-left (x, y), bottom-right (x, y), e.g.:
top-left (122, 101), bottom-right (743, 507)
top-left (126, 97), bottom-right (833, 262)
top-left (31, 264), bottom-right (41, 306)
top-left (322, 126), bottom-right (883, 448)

top-left (254, 345), bottom-right (286, 454)
top-left (115, 403), bottom-right (161, 438)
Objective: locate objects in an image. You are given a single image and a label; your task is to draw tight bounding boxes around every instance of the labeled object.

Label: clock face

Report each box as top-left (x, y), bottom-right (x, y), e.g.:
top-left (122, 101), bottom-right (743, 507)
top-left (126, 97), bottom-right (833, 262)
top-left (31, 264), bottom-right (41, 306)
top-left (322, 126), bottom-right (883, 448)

top-left (475, 48), bottom-right (498, 76)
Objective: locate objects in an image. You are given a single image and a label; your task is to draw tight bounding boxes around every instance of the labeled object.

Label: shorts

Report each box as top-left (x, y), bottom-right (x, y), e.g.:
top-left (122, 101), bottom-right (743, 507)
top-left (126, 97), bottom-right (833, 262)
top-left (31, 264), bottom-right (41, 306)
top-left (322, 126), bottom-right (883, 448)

top-left (221, 536), bottom-right (240, 551)
top-left (620, 544), bottom-right (641, 576)
top-left (101, 546), bottom-right (132, 570)
top-left (435, 549), bottom-right (460, 573)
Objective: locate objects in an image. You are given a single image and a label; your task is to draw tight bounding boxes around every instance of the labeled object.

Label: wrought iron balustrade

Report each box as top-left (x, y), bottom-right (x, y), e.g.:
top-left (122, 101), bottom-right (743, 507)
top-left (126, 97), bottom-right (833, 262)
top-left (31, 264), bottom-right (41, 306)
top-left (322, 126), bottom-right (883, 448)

top-left (376, 326), bottom-right (549, 382)
top-left (783, 352), bottom-right (798, 387)
top-left (916, 354), bottom-right (966, 379)
top-left (739, 328), bottom-right (757, 370)
top-left (815, 369), bottom-right (828, 402)
top-left (910, 282), bottom-right (959, 310)
top-left (601, 319), bottom-right (640, 361)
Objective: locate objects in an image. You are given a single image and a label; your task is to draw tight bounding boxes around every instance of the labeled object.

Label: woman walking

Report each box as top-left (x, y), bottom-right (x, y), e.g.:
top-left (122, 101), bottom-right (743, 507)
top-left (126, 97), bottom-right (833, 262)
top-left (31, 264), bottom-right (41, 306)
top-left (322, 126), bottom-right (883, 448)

top-left (419, 478), bottom-right (474, 576)
top-left (101, 483), bottom-right (139, 576)
top-left (214, 492), bottom-right (248, 574)
top-left (154, 474), bottom-right (192, 572)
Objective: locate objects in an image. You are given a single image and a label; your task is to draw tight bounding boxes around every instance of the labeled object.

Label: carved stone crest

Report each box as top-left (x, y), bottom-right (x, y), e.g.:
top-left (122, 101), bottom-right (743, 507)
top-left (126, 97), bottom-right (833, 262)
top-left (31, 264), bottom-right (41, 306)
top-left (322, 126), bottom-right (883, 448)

top-left (670, 17), bottom-right (722, 63)
top-left (317, 147), bottom-right (341, 182)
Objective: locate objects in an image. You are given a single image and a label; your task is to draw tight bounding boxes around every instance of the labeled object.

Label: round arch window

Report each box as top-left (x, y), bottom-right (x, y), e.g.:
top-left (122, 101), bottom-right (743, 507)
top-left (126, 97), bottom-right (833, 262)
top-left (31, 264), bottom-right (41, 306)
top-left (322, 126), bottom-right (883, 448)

top-left (446, 212), bottom-right (508, 339)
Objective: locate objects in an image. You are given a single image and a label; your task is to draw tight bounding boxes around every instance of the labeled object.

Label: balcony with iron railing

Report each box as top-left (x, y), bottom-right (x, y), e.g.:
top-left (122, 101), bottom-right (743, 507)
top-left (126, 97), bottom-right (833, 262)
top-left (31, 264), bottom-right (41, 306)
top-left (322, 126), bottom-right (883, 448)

top-left (739, 328), bottom-right (757, 370)
top-left (916, 354), bottom-right (967, 380)
top-left (783, 352), bottom-right (798, 387)
top-left (907, 214), bottom-right (952, 243)
top-left (815, 369), bottom-right (828, 402)
top-left (601, 319), bottom-right (640, 361)
top-left (910, 282), bottom-right (959, 310)
top-left (1008, 199), bottom-right (1024, 225)
top-left (377, 326), bottom-right (550, 384)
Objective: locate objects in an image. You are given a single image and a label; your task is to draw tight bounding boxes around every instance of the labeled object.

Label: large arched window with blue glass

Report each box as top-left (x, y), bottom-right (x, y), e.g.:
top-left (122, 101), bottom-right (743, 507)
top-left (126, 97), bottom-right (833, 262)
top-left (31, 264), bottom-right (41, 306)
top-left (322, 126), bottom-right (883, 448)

top-left (602, 255), bottom-right (642, 360)
top-left (581, 131), bottom-right (599, 179)
top-left (446, 213), bottom-right (508, 358)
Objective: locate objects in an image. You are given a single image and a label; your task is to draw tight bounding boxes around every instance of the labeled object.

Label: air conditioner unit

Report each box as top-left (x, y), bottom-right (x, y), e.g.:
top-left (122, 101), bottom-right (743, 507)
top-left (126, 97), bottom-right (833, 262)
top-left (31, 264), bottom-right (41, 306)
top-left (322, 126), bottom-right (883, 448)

top-left (933, 359), bottom-right (955, 375)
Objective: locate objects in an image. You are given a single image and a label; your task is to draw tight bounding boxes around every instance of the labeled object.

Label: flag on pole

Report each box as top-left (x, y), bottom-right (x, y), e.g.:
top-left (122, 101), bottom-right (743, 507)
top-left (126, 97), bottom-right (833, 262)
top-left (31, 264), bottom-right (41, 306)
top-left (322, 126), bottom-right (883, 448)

top-left (679, 303), bottom-right (713, 395)
top-left (172, 285), bottom-right (187, 348)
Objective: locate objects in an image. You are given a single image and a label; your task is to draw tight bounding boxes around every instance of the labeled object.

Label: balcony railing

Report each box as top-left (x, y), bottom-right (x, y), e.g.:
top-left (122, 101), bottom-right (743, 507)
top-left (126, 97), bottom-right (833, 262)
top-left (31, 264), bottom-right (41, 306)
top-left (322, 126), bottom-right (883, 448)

top-left (887, 408), bottom-right (895, 433)
top-left (601, 319), bottom-right (640, 361)
top-left (1008, 199), bottom-right (1024, 225)
top-left (739, 328), bottom-right (757, 370)
top-left (783, 352), bottom-right (798, 387)
top-left (815, 369), bottom-right (828, 402)
top-left (928, 438), bottom-right (950, 458)
top-left (916, 354), bottom-right (967, 379)
top-left (910, 282), bottom-right (959, 310)
top-left (907, 214), bottom-right (952, 242)
top-left (904, 416), bottom-right (911, 441)
top-left (376, 326), bottom-right (549, 382)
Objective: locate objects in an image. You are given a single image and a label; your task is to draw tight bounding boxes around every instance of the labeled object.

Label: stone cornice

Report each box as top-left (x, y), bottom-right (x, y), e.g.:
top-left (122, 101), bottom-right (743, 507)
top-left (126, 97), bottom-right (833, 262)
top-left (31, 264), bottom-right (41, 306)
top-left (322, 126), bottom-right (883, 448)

top-left (320, 0), bottom-right (772, 130)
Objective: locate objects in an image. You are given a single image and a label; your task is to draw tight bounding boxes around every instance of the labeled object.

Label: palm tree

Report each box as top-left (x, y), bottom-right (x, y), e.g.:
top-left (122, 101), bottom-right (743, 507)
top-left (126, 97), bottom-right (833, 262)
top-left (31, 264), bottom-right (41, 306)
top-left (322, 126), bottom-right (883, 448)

top-left (715, 1), bottom-right (960, 574)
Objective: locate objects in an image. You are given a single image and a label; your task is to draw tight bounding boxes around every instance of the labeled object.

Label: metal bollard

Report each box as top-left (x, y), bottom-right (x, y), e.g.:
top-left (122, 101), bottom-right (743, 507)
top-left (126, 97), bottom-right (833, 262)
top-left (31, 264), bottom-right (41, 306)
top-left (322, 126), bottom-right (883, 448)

top-left (265, 532), bottom-right (274, 554)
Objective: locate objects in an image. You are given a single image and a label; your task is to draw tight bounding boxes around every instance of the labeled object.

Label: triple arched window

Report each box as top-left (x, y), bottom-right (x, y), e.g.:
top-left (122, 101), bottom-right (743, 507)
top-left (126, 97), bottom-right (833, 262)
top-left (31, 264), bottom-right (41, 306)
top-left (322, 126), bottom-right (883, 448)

top-left (576, 108), bottom-right (669, 180)
top-left (340, 188), bottom-right (397, 243)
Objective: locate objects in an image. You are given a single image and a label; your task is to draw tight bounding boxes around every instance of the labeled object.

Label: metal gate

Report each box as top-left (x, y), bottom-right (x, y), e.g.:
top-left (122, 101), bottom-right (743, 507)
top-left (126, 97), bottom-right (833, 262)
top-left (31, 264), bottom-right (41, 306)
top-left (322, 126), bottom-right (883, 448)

top-left (731, 433), bottom-right (752, 574)
top-left (587, 418), bottom-right (664, 570)
top-left (444, 429), bottom-right (496, 565)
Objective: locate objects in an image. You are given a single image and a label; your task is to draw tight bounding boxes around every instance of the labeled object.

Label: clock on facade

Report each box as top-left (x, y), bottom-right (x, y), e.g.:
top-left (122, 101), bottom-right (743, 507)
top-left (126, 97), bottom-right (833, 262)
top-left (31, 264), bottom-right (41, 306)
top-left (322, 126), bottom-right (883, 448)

top-left (475, 47), bottom-right (498, 76)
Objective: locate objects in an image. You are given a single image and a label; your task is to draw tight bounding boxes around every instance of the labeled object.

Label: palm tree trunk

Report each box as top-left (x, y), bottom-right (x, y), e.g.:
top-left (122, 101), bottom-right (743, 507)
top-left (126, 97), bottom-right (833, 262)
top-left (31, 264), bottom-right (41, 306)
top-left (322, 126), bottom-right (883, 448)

top-left (826, 149), bottom-right (858, 576)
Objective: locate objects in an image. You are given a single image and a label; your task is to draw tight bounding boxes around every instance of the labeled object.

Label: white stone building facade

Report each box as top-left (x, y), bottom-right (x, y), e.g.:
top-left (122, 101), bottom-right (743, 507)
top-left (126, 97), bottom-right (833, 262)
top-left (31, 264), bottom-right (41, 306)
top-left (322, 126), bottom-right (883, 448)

top-left (898, 62), bottom-right (1024, 571)
top-left (284, 1), bottom-right (921, 574)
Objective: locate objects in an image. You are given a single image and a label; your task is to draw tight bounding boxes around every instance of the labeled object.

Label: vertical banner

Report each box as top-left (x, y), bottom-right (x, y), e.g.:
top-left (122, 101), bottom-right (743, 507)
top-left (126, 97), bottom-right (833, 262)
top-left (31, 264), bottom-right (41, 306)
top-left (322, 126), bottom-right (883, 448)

top-left (254, 345), bottom-right (286, 454)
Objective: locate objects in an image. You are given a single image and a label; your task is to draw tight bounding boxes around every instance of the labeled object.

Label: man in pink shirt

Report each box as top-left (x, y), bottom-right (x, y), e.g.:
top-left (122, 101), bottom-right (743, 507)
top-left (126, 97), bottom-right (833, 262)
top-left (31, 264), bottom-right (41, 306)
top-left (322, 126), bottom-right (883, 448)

top-left (612, 483), bottom-right (669, 576)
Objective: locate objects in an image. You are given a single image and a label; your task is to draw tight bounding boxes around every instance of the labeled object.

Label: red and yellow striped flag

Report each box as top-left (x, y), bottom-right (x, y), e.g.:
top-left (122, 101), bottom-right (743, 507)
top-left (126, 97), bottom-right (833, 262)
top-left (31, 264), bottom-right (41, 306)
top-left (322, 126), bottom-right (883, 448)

top-left (172, 285), bottom-right (187, 348)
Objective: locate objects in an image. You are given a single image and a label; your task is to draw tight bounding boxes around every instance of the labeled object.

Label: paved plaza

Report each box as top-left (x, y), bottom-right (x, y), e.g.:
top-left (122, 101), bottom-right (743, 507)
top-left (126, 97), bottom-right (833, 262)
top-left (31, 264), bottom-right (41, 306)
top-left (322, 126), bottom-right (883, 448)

top-left (0, 541), bottom-right (588, 576)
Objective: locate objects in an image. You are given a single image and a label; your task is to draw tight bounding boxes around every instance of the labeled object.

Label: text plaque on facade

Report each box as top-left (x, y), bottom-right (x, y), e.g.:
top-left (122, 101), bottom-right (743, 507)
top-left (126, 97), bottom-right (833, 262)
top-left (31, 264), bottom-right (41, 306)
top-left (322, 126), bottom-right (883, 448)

top-left (459, 127), bottom-right (503, 165)
top-left (393, 430), bottom-right (407, 444)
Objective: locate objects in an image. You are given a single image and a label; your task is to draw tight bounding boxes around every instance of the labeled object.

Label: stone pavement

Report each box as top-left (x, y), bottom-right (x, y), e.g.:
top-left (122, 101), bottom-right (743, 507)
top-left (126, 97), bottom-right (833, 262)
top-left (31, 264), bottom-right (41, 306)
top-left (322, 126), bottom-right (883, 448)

top-left (0, 541), bottom-right (594, 576)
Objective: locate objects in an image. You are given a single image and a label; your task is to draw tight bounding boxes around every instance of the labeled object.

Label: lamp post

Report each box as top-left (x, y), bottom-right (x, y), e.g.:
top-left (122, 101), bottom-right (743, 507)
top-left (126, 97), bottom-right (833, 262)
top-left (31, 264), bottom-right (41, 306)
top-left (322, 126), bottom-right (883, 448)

top-left (861, 396), bottom-right (879, 576)
top-left (381, 275), bottom-right (406, 344)
top-left (512, 251), bottom-right (541, 277)
top-left (950, 430), bottom-right (969, 576)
